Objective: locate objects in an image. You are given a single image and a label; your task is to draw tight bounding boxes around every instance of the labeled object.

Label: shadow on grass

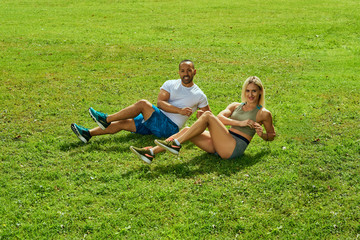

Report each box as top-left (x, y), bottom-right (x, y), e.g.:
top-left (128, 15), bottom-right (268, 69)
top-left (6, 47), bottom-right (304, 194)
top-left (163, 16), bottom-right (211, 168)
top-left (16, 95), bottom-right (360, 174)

top-left (122, 148), bottom-right (271, 179)
top-left (61, 133), bottom-right (271, 178)
top-left (60, 133), bottom-right (158, 153)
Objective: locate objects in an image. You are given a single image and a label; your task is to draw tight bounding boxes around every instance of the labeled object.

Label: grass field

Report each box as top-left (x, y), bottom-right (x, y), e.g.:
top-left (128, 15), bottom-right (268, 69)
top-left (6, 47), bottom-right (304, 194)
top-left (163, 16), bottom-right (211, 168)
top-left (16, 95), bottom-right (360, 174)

top-left (1, 0), bottom-right (359, 239)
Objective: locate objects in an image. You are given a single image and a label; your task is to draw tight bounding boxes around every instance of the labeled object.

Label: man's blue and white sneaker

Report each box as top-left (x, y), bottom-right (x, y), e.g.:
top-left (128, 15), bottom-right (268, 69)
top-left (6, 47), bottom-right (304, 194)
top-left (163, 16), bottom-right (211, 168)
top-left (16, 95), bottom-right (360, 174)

top-left (71, 123), bottom-right (92, 143)
top-left (89, 107), bottom-right (110, 130)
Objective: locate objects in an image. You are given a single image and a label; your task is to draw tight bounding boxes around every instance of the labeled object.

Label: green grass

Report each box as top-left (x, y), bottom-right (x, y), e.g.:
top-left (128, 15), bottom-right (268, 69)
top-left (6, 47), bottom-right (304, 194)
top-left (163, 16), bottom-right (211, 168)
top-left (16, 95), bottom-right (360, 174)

top-left (1, 0), bottom-right (359, 239)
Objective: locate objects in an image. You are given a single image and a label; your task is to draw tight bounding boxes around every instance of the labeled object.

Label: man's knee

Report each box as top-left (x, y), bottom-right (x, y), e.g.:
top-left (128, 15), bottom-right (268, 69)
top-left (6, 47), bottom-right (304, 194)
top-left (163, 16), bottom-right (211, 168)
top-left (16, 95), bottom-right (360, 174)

top-left (136, 99), bottom-right (153, 109)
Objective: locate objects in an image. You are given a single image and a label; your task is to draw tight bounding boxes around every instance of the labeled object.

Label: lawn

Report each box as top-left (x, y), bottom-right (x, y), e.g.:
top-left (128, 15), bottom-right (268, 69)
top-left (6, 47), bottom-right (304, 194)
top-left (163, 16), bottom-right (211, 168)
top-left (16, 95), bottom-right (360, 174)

top-left (1, 0), bottom-right (359, 239)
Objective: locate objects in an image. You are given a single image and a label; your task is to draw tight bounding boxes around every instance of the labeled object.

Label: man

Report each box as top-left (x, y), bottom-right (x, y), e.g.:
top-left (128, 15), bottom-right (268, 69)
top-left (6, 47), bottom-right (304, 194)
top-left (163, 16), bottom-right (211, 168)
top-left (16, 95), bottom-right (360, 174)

top-left (71, 60), bottom-right (210, 144)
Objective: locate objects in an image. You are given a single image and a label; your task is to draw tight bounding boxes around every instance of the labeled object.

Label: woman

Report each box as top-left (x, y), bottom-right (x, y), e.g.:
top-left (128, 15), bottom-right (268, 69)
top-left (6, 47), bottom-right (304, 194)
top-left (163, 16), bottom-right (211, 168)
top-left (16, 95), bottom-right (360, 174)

top-left (130, 76), bottom-right (276, 164)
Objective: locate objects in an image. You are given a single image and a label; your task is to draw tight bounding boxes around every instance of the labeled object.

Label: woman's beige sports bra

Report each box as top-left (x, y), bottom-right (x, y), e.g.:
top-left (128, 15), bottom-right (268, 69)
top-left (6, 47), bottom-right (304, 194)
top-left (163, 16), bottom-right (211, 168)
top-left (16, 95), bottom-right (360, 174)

top-left (230, 103), bottom-right (262, 137)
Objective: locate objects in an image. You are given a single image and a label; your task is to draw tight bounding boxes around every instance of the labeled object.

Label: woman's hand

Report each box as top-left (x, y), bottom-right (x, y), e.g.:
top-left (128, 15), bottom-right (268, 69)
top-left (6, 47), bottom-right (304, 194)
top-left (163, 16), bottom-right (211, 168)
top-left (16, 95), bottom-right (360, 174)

top-left (242, 119), bottom-right (256, 128)
top-left (254, 122), bottom-right (263, 136)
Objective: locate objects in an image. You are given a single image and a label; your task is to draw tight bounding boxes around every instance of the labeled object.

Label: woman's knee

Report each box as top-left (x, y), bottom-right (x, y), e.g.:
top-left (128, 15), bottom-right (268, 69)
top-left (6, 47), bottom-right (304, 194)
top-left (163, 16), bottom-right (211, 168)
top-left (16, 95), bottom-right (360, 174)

top-left (200, 110), bottom-right (215, 120)
top-left (203, 111), bottom-right (214, 117)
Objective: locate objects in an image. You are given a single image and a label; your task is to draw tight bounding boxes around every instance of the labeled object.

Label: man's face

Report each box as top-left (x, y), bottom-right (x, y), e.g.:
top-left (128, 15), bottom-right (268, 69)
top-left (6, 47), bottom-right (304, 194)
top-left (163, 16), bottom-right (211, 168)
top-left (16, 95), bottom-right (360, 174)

top-left (179, 62), bottom-right (196, 86)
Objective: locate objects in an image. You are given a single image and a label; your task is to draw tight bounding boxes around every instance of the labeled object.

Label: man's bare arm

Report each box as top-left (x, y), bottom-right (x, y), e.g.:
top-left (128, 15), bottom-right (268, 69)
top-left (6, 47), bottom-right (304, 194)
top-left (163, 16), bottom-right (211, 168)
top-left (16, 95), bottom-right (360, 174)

top-left (157, 89), bottom-right (192, 116)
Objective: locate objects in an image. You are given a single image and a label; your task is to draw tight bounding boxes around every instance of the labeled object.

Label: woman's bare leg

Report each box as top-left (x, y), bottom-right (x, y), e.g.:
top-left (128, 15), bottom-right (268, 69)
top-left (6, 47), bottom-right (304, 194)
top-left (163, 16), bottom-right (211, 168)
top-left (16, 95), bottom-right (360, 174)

top-left (151, 127), bottom-right (190, 154)
top-left (175, 111), bottom-right (236, 159)
top-left (152, 131), bottom-right (216, 155)
top-left (187, 131), bottom-right (216, 153)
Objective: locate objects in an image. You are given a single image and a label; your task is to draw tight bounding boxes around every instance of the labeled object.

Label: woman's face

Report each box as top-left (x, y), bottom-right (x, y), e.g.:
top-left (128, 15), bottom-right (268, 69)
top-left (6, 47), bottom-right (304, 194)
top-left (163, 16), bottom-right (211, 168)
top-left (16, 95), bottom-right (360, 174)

top-left (245, 83), bottom-right (262, 104)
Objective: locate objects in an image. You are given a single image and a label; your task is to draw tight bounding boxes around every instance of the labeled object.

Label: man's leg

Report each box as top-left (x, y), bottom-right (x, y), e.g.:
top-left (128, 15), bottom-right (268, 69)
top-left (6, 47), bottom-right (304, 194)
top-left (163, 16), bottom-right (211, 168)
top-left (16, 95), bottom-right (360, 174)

top-left (90, 119), bottom-right (136, 136)
top-left (89, 99), bottom-right (155, 130)
top-left (106, 99), bottom-right (155, 123)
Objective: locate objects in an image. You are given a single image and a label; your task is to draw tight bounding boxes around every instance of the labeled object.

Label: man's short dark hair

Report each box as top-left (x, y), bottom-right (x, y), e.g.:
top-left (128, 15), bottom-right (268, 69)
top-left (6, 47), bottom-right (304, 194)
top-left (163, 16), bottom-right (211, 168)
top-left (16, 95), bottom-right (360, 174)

top-left (179, 60), bottom-right (194, 69)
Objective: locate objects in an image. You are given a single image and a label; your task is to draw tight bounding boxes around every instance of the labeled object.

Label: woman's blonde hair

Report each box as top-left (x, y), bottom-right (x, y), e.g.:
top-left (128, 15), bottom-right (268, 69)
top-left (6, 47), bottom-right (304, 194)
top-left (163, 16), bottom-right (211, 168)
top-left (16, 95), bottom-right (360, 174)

top-left (241, 76), bottom-right (265, 107)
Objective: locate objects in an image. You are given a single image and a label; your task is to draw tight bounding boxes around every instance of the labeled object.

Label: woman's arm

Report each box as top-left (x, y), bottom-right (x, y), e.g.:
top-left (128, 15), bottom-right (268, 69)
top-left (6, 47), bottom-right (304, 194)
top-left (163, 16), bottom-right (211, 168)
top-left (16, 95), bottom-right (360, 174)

top-left (254, 110), bottom-right (276, 141)
top-left (217, 102), bottom-right (256, 128)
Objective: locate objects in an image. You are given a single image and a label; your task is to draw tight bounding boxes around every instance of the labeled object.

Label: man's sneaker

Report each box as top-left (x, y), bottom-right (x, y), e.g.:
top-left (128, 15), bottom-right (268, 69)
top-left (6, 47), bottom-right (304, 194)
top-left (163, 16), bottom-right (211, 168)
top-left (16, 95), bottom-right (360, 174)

top-left (71, 123), bottom-right (92, 143)
top-left (89, 107), bottom-right (110, 130)
top-left (154, 138), bottom-right (181, 155)
top-left (130, 146), bottom-right (154, 164)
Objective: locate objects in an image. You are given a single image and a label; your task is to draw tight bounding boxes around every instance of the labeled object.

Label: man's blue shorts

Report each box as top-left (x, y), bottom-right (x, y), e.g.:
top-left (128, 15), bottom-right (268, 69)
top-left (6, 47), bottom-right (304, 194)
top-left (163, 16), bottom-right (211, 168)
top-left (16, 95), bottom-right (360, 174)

top-left (133, 105), bottom-right (179, 138)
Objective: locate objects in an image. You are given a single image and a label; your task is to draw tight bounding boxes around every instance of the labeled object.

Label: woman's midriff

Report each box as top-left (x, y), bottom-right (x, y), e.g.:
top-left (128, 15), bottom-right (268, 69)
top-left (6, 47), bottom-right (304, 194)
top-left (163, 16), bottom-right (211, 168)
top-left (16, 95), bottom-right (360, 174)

top-left (229, 128), bottom-right (252, 142)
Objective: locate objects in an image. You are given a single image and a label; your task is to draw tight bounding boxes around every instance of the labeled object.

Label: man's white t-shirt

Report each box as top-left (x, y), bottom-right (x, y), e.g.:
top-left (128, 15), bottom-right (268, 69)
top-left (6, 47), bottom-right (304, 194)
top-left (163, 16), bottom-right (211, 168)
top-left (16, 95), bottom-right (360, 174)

top-left (160, 79), bottom-right (208, 129)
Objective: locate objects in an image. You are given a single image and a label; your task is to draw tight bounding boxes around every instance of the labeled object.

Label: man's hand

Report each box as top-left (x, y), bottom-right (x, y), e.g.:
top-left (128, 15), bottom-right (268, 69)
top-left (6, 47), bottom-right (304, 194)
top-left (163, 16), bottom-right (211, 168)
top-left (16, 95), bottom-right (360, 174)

top-left (179, 107), bottom-right (193, 116)
top-left (196, 110), bottom-right (204, 118)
